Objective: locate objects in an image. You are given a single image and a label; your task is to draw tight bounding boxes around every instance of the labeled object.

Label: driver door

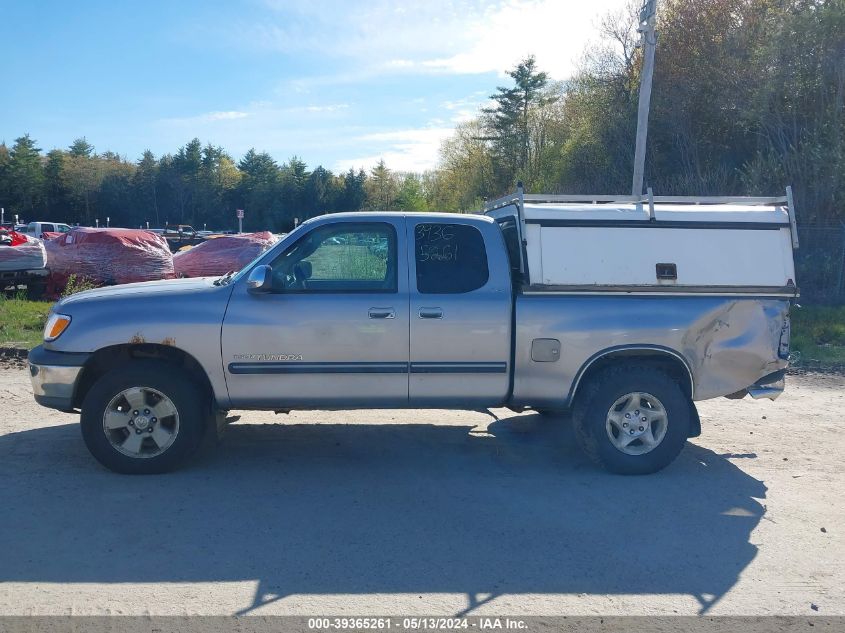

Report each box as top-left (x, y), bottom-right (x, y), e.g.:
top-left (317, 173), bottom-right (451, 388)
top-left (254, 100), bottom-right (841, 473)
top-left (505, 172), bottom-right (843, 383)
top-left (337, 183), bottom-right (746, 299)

top-left (221, 218), bottom-right (410, 408)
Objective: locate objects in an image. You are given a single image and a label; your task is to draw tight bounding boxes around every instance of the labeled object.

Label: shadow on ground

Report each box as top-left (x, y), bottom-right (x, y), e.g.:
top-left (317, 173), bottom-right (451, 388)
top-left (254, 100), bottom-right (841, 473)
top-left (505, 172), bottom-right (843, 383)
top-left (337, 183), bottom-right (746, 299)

top-left (0, 413), bottom-right (766, 614)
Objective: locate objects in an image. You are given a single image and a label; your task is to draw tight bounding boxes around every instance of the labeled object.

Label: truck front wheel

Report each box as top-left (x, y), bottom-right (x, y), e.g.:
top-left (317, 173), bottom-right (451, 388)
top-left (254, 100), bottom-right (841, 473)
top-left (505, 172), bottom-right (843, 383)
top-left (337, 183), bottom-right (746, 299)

top-left (80, 361), bottom-right (206, 474)
top-left (572, 366), bottom-right (691, 475)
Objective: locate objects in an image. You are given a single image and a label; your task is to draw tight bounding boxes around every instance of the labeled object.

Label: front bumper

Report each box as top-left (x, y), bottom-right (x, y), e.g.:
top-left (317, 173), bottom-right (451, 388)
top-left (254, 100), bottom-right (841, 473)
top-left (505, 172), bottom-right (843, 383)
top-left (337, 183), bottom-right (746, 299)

top-left (28, 345), bottom-right (91, 411)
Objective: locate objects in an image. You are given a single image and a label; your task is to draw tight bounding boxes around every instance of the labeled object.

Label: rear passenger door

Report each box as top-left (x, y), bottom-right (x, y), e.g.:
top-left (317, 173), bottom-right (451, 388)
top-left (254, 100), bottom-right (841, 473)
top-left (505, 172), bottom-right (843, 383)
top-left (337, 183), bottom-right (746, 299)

top-left (407, 218), bottom-right (512, 407)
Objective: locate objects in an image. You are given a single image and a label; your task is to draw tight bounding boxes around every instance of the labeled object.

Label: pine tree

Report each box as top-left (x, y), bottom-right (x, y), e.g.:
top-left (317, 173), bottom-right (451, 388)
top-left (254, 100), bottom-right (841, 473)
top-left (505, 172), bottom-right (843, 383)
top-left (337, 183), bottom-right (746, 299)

top-left (8, 134), bottom-right (45, 216)
top-left (482, 55), bottom-right (550, 189)
top-left (133, 150), bottom-right (160, 227)
top-left (365, 160), bottom-right (398, 210)
top-left (68, 137), bottom-right (95, 158)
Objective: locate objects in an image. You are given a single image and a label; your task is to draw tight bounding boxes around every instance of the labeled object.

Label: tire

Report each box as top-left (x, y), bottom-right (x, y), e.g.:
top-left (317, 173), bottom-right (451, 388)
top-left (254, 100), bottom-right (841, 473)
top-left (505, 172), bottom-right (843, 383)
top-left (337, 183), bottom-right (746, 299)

top-left (80, 360), bottom-right (207, 474)
top-left (572, 365), bottom-right (691, 475)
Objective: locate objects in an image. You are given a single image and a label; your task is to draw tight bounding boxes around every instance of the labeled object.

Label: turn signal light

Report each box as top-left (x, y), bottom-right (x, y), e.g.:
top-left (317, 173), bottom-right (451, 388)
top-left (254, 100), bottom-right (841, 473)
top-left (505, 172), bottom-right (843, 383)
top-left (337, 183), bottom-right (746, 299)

top-left (44, 313), bottom-right (72, 342)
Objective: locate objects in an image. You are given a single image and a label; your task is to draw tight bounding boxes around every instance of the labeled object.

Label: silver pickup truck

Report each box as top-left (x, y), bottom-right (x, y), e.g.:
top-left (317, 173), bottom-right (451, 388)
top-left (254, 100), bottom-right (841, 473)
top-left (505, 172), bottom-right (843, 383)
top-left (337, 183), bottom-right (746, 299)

top-left (28, 191), bottom-right (796, 475)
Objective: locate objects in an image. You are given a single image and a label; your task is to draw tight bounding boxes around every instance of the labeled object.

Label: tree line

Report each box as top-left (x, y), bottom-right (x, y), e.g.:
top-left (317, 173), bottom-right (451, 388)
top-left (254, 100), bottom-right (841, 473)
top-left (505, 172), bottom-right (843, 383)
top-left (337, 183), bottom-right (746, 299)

top-left (433, 0), bottom-right (843, 224)
top-left (1, 0), bottom-right (841, 231)
top-left (0, 135), bottom-right (431, 232)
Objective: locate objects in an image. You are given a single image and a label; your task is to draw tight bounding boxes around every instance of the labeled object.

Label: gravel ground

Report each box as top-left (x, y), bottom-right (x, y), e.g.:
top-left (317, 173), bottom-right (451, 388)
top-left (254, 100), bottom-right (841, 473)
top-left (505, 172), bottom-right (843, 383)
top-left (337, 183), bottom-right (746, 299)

top-left (0, 365), bottom-right (843, 616)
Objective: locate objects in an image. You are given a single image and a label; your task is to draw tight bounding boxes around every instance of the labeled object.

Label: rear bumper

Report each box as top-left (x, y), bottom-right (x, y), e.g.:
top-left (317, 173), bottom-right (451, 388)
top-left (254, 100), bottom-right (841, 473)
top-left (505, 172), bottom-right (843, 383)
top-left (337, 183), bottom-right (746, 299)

top-left (28, 346), bottom-right (91, 412)
top-left (746, 369), bottom-right (786, 401)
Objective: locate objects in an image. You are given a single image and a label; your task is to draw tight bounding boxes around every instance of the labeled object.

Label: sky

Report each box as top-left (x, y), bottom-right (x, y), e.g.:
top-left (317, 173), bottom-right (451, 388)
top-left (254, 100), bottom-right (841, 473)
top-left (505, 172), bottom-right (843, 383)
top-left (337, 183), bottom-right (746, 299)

top-left (1, 0), bottom-right (624, 173)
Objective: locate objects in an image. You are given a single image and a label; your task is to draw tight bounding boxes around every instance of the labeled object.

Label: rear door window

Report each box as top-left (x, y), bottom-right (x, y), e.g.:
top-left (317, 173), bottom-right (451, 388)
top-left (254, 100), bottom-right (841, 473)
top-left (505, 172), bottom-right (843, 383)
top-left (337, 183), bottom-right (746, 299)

top-left (414, 223), bottom-right (489, 294)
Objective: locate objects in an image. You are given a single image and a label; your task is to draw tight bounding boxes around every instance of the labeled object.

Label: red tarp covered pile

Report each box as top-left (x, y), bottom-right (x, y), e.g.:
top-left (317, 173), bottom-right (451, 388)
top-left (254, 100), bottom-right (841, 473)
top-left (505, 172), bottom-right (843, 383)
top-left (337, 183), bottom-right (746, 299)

top-left (44, 228), bottom-right (175, 291)
top-left (173, 232), bottom-right (275, 278)
top-left (0, 230), bottom-right (47, 272)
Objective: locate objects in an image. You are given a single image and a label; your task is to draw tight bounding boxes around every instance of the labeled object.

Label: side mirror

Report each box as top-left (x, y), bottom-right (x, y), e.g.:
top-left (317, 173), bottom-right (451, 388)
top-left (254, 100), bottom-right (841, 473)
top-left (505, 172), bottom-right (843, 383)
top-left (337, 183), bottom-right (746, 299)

top-left (247, 265), bottom-right (273, 293)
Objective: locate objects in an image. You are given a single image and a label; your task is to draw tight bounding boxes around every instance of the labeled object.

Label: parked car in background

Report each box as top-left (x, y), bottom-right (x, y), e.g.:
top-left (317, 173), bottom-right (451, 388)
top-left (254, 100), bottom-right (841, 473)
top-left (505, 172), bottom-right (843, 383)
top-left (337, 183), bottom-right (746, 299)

top-left (23, 221), bottom-right (73, 239)
top-left (161, 224), bottom-right (204, 250)
top-left (0, 226), bottom-right (49, 298)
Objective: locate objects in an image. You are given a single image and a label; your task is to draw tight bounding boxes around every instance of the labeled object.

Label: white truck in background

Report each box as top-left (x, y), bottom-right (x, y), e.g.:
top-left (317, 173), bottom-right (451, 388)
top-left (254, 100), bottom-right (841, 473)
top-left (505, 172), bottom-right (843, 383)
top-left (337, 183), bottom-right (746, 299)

top-left (23, 221), bottom-right (73, 239)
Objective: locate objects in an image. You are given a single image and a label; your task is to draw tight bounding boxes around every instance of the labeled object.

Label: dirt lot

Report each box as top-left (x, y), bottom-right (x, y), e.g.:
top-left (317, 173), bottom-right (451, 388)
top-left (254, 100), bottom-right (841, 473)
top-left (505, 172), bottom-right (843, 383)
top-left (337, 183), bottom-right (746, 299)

top-left (0, 365), bottom-right (843, 616)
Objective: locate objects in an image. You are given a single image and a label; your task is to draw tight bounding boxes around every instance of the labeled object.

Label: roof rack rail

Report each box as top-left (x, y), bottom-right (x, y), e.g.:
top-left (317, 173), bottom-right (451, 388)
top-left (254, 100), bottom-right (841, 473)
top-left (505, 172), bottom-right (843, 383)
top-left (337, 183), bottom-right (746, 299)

top-left (484, 192), bottom-right (788, 210)
top-left (528, 194), bottom-right (789, 205)
top-left (482, 185), bottom-right (799, 249)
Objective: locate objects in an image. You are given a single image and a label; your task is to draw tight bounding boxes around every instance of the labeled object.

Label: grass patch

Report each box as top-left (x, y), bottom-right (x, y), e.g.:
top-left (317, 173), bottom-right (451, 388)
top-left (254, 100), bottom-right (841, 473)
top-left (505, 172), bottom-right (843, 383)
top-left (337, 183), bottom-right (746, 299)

top-left (0, 295), bottom-right (52, 349)
top-left (790, 305), bottom-right (845, 365)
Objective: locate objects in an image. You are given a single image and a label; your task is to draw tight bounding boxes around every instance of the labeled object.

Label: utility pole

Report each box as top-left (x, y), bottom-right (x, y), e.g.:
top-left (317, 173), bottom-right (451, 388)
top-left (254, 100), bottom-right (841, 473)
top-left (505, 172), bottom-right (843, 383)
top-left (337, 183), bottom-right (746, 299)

top-left (631, 0), bottom-right (658, 197)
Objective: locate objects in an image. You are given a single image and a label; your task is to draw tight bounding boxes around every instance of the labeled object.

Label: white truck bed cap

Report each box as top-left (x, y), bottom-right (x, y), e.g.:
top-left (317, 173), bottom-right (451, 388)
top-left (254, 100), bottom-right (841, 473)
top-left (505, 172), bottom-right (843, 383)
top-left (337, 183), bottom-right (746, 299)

top-left (522, 202), bottom-right (790, 224)
top-left (482, 189), bottom-right (798, 293)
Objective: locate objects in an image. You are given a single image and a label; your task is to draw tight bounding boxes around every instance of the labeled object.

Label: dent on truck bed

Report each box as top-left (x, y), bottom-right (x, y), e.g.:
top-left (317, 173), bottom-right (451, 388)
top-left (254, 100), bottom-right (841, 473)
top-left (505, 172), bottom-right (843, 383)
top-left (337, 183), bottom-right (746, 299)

top-left (512, 295), bottom-right (789, 407)
top-left (682, 299), bottom-right (788, 400)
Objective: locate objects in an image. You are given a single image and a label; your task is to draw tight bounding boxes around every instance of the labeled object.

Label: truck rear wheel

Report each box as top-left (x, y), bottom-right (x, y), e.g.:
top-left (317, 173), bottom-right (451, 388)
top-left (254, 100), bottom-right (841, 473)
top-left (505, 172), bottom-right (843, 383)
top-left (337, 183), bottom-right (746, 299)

top-left (572, 365), bottom-right (690, 475)
top-left (80, 361), bottom-right (206, 474)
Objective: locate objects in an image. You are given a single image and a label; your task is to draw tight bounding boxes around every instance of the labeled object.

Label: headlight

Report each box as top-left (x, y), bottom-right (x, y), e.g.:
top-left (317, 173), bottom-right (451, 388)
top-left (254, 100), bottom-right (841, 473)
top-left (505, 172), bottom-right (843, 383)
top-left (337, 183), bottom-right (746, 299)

top-left (44, 313), bottom-right (72, 342)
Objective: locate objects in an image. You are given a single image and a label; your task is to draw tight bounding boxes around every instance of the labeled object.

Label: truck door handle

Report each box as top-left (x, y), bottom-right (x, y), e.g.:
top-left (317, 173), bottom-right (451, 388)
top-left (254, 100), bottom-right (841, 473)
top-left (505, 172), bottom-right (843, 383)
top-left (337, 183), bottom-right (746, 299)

top-left (418, 307), bottom-right (443, 319)
top-left (368, 307), bottom-right (395, 319)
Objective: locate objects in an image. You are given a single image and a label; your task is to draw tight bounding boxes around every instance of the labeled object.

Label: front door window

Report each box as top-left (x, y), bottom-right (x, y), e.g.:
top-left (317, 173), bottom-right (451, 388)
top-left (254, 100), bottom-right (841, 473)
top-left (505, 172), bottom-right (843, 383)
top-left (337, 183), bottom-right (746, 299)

top-left (269, 222), bottom-right (397, 293)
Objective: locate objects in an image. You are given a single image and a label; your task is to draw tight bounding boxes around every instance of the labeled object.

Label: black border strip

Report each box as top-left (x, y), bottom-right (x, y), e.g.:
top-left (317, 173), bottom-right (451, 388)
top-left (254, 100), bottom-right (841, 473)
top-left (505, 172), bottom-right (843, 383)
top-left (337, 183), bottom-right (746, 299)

top-left (522, 284), bottom-right (797, 296)
top-left (228, 361), bottom-right (510, 375)
top-left (28, 345), bottom-right (91, 367)
top-left (228, 362), bottom-right (409, 375)
top-left (410, 362), bottom-right (507, 374)
top-left (525, 219), bottom-right (788, 230)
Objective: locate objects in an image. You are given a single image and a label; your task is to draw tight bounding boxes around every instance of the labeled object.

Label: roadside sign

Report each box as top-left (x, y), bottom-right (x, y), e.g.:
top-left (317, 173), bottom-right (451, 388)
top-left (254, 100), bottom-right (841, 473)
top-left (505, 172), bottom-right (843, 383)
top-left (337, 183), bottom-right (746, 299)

top-left (236, 209), bottom-right (244, 219)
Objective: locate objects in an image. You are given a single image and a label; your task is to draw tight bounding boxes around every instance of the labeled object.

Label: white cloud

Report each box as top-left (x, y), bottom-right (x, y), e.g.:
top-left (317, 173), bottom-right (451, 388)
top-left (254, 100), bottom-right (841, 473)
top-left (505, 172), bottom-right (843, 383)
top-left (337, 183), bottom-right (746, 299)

top-left (152, 101), bottom-right (359, 163)
top-left (206, 111), bottom-right (250, 121)
top-left (441, 92), bottom-right (491, 123)
top-left (335, 127), bottom-right (455, 173)
top-left (226, 0), bottom-right (626, 80)
top-left (158, 102), bottom-right (350, 128)
top-left (162, 1), bottom-right (630, 171)
top-left (305, 103), bottom-right (350, 113)
top-left (161, 110), bottom-right (251, 125)
top-left (383, 59), bottom-right (416, 69)
top-left (420, 0), bottom-right (624, 78)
